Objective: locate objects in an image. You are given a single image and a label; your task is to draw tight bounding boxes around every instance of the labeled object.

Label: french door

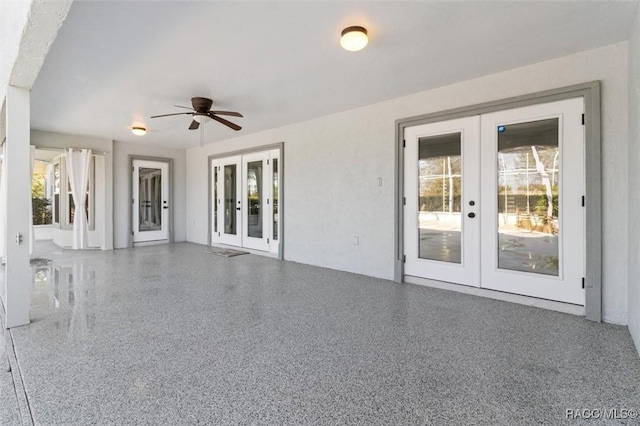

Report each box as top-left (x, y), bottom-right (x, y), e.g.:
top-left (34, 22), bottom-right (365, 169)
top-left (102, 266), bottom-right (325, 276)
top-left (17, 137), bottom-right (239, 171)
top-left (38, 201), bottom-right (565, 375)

top-left (211, 149), bottom-right (280, 253)
top-left (132, 160), bottom-right (169, 243)
top-left (404, 98), bottom-right (585, 305)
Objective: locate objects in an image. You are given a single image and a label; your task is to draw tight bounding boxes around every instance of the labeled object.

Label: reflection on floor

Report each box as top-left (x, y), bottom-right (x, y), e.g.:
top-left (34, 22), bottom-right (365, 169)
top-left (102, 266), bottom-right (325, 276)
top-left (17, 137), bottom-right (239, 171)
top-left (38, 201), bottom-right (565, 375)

top-left (1, 241), bottom-right (639, 425)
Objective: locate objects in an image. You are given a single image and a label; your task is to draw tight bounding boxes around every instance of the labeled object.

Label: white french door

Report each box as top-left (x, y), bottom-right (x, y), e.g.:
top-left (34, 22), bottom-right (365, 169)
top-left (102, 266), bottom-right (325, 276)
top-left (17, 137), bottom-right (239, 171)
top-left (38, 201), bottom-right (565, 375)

top-left (404, 98), bottom-right (585, 305)
top-left (404, 116), bottom-right (481, 286)
top-left (479, 98), bottom-right (584, 304)
top-left (211, 148), bottom-right (280, 253)
top-left (132, 160), bottom-right (169, 243)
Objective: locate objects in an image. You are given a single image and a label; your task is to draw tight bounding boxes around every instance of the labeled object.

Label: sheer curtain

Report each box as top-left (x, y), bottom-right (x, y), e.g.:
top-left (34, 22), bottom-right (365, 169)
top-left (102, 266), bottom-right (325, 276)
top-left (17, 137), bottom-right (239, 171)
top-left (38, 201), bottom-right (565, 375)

top-left (65, 149), bottom-right (92, 249)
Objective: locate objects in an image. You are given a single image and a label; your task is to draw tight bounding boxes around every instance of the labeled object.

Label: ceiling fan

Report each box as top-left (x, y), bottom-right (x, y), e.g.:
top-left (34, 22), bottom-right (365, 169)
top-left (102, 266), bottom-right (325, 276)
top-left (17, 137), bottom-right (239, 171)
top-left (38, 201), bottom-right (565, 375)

top-left (150, 97), bottom-right (243, 131)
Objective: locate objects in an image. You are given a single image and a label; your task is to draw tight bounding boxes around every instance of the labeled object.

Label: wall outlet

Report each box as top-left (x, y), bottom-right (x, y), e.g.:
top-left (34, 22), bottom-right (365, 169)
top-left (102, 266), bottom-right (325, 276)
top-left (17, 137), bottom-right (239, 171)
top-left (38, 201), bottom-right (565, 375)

top-left (354, 236), bottom-right (359, 245)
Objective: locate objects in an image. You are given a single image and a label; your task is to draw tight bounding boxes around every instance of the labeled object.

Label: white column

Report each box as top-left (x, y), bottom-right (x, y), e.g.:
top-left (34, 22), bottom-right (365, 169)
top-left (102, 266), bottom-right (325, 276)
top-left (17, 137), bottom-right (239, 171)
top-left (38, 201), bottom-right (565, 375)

top-left (4, 86), bottom-right (31, 328)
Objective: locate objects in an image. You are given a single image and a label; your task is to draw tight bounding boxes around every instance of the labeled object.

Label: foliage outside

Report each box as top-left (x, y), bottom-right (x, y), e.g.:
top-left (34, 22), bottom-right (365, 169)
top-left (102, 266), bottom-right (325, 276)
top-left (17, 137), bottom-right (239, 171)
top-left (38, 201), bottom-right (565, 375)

top-left (32, 173), bottom-right (52, 225)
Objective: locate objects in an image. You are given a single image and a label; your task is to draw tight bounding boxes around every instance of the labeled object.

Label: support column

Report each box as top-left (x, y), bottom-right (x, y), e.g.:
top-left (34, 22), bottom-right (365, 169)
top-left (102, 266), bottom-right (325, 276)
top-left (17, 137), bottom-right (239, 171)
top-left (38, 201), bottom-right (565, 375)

top-left (4, 86), bottom-right (31, 328)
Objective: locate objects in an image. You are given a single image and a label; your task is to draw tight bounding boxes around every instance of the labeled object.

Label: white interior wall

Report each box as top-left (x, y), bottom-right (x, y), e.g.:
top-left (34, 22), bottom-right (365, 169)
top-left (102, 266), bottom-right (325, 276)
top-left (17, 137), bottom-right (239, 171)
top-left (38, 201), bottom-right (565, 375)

top-left (112, 140), bottom-right (186, 249)
top-left (31, 130), bottom-right (114, 250)
top-left (627, 5), bottom-right (640, 353)
top-left (187, 42), bottom-right (629, 325)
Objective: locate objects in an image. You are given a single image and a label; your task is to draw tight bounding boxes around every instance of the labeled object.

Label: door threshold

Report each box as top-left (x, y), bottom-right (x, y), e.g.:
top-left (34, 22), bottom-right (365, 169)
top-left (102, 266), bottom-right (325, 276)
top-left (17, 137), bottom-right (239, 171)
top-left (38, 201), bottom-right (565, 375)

top-left (404, 275), bottom-right (585, 317)
top-left (210, 243), bottom-right (279, 259)
top-left (133, 239), bottom-right (169, 247)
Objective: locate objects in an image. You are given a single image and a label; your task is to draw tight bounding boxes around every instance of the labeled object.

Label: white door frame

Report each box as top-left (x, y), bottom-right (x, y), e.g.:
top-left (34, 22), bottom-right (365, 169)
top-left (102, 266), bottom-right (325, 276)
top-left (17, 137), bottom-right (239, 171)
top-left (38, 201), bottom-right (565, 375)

top-left (129, 156), bottom-right (173, 246)
top-left (208, 143), bottom-right (284, 259)
top-left (395, 82), bottom-right (602, 321)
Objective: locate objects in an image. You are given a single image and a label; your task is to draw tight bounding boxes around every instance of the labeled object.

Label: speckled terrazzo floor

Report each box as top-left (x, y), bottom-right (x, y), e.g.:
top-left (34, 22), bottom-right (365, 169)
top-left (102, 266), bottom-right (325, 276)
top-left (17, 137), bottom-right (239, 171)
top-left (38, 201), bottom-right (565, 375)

top-left (2, 242), bottom-right (640, 425)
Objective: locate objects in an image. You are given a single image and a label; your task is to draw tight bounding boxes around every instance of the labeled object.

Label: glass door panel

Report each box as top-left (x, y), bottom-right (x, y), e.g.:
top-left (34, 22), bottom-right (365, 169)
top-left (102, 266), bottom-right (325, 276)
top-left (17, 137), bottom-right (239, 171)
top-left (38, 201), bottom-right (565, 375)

top-left (224, 164), bottom-right (237, 235)
top-left (496, 119), bottom-right (559, 275)
top-left (272, 158), bottom-right (278, 241)
top-left (138, 168), bottom-right (162, 232)
top-left (218, 156), bottom-right (242, 246)
top-left (418, 133), bottom-right (462, 263)
top-left (246, 160), bottom-right (263, 238)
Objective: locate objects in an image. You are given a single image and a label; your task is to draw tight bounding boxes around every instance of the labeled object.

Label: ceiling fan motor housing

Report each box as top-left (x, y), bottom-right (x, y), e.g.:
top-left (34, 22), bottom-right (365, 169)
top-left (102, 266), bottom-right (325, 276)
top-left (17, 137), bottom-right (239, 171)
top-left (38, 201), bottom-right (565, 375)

top-left (192, 97), bottom-right (213, 113)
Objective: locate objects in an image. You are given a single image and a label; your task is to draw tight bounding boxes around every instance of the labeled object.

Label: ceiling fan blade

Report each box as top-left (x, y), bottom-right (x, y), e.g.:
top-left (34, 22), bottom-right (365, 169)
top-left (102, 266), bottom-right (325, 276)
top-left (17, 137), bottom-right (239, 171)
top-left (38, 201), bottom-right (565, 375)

top-left (189, 120), bottom-right (200, 130)
top-left (150, 112), bottom-right (192, 118)
top-left (210, 110), bottom-right (243, 118)
top-left (209, 113), bottom-right (241, 131)
top-left (173, 105), bottom-right (194, 110)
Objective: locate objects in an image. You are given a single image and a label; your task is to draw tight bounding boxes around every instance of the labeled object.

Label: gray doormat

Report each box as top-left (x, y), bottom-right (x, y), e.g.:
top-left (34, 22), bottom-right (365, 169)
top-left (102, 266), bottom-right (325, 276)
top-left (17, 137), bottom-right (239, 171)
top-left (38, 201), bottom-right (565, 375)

top-left (207, 249), bottom-right (249, 258)
top-left (1, 258), bottom-right (52, 266)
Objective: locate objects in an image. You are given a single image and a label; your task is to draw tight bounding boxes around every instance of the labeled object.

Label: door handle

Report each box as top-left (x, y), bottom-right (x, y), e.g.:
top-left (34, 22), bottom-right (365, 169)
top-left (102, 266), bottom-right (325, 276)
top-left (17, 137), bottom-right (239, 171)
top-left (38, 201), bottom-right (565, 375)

top-left (163, 206), bottom-right (169, 209)
top-left (468, 212), bottom-right (476, 218)
top-left (236, 207), bottom-right (241, 211)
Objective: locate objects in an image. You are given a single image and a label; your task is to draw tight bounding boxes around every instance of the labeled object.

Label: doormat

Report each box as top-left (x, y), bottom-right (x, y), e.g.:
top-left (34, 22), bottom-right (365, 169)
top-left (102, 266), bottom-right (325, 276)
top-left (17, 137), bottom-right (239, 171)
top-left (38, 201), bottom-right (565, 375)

top-left (1, 258), bottom-right (52, 266)
top-left (207, 249), bottom-right (249, 258)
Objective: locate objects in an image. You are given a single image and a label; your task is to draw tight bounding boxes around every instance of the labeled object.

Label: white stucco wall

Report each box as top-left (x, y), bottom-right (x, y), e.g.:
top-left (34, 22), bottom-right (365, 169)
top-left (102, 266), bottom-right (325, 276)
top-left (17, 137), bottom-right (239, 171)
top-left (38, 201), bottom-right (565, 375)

top-left (187, 42), bottom-right (629, 325)
top-left (627, 5), bottom-right (640, 353)
top-left (112, 141), bottom-right (187, 249)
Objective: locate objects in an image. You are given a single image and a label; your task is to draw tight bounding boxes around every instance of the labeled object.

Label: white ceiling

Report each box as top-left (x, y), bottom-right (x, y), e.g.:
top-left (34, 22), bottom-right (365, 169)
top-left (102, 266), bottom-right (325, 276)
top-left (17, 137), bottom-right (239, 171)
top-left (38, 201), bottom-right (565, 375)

top-left (31, 0), bottom-right (639, 149)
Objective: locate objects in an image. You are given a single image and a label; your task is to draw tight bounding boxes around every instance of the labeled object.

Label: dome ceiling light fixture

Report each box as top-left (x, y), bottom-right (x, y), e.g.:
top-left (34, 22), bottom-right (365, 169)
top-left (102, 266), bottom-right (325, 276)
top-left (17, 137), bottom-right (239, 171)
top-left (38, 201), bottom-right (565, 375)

top-left (131, 126), bottom-right (147, 136)
top-left (340, 26), bottom-right (368, 52)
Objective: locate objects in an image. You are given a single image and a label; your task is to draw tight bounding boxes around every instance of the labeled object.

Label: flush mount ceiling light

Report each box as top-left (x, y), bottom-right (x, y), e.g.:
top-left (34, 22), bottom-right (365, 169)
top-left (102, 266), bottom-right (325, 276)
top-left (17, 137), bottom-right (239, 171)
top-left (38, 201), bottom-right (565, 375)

top-left (131, 126), bottom-right (147, 136)
top-left (340, 26), bottom-right (368, 52)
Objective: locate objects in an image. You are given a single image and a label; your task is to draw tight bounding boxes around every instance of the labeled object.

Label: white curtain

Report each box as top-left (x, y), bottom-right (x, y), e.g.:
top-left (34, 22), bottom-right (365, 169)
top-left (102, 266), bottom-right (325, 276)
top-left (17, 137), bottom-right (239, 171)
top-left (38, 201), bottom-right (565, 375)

top-left (65, 149), bottom-right (92, 249)
top-left (0, 143), bottom-right (6, 260)
top-left (29, 145), bottom-right (35, 255)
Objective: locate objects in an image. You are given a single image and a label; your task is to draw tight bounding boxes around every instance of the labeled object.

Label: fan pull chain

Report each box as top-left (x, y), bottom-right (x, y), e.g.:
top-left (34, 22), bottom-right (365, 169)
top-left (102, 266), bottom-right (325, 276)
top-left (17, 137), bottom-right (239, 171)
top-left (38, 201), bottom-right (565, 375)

top-left (200, 123), bottom-right (204, 148)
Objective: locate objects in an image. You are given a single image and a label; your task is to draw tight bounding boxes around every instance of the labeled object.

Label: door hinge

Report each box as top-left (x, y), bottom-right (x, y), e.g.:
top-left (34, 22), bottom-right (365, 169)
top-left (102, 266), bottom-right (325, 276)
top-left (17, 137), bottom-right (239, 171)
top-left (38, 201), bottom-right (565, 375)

top-left (267, 159), bottom-right (269, 165)
top-left (267, 198), bottom-right (269, 205)
top-left (403, 255), bottom-right (406, 263)
top-left (218, 232), bottom-right (221, 237)
top-left (132, 198), bottom-right (134, 204)
top-left (582, 195), bottom-right (585, 207)
top-left (267, 238), bottom-right (270, 244)
top-left (581, 114), bottom-right (585, 125)
top-left (131, 231), bottom-right (134, 236)
top-left (582, 277), bottom-right (585, 289)
top-left (403, 197), bottom-right (406, 205)
top-left (403, 139), bottom-right (406, 148)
